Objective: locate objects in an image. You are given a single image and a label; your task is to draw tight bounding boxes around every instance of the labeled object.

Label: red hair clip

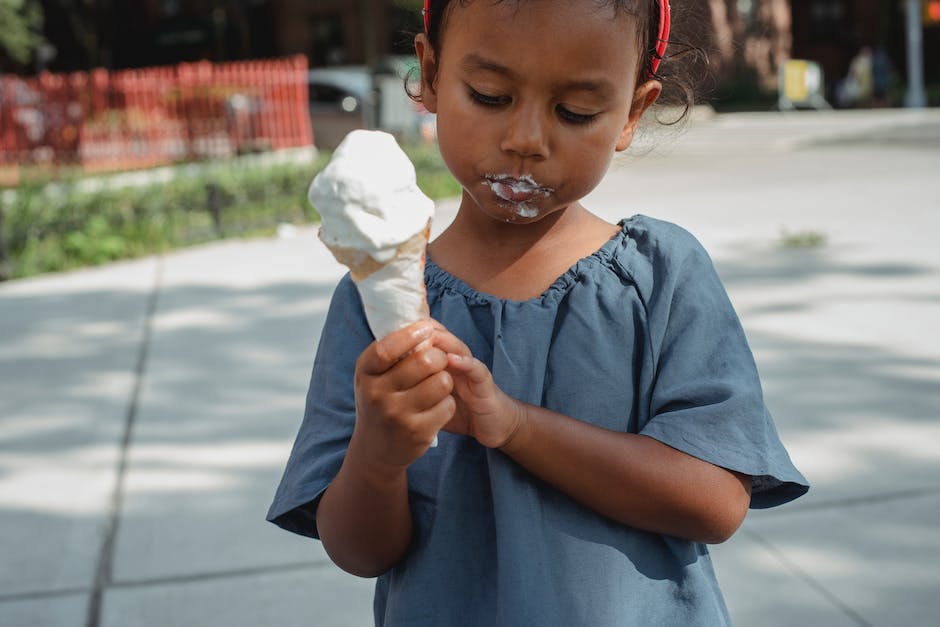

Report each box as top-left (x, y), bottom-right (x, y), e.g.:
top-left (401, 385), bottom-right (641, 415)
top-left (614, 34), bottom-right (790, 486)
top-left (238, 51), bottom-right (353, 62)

top-left (650, 0), bottom-right (671, 77)
top-left (422, 0), bottom-right (669, 77)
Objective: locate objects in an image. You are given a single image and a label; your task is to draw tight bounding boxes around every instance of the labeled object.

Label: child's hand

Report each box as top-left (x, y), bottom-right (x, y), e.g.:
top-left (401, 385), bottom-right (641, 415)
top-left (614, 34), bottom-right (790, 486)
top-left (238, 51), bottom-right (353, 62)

top-left (443, 351), bottom-right (527, 450)
top-left (352, 321), bottom-right (456, 473)
top-left (425, 324), bottom-right (525, 448)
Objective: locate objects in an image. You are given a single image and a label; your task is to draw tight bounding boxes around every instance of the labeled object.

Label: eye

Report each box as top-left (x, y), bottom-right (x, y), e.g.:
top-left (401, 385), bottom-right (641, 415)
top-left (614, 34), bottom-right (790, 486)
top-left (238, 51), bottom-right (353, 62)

top-left (468, 87), bottom-right (510, 107)
top-left (556, 105), bottom-right (599, 126)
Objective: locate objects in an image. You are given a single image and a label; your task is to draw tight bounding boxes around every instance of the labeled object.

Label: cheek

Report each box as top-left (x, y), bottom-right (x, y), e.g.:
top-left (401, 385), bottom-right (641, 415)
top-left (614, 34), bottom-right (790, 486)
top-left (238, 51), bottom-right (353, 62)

top-left (565, 134), bottom-right (617, 189)
top-left (436, 115), bottom-right (468, 169)
top-left (435, 99), bottom-right (486, 177)
top-left (436, 134), bottom-right (467, 186)
top-left (436, 124), bottom-right (482, 197)
top-left (438, 98), bottom-right (481, 142)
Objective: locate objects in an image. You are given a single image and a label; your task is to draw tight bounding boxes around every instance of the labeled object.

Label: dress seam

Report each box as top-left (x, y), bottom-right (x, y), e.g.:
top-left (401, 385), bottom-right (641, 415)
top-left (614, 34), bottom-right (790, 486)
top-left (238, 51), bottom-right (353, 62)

top-left (424, 225), bottom-right (631, 306)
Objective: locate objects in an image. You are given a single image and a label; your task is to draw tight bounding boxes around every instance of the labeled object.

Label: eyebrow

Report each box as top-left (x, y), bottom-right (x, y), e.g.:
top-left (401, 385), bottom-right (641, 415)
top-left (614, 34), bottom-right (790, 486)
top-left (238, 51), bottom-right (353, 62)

top-left (460, 53), bottom-right (615, 97)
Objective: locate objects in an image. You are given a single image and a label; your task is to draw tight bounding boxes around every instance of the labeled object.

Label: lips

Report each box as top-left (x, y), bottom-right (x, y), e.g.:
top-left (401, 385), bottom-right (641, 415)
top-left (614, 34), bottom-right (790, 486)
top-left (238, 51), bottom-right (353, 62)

top-left (484, 174), bottom-right (554, 204)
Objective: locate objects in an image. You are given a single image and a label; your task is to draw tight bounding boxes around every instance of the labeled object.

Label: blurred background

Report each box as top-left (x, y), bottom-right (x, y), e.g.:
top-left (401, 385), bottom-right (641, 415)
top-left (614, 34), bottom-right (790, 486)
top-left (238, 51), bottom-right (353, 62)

top-left (0, 2), bottom-right (938, 627)
top-left (2, 0), bottom-right (939, 162)
top-left (1, 0), bottom-right (938, 280)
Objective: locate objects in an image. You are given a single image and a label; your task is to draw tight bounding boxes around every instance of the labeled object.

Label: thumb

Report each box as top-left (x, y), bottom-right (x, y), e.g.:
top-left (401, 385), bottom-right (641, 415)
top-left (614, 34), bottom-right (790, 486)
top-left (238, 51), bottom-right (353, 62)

top-left (447, 354), bottom-right (491, 385)
top-left (358, 320), bottom-right (434, 375)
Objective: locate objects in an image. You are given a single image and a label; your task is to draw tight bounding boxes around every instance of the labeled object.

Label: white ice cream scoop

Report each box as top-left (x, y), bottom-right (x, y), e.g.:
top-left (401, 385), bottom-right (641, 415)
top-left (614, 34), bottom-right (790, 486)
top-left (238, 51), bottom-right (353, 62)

top-left (308, 130), bottom-right (435, 340)
top-left (310, 129), bottom-right (435, 264)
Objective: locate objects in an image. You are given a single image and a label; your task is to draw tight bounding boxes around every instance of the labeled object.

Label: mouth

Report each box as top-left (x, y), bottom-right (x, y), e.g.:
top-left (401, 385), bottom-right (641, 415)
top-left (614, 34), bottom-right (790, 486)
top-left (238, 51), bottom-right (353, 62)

top-left (483, 174), bottom-right (554, 206)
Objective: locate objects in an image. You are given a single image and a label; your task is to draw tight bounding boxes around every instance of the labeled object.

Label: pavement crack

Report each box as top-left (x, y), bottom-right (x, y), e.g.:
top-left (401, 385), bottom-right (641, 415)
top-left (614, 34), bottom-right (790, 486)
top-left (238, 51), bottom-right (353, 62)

top-left (762, 485), bottom-right (940, 515)
top-left (741, 527), bottom-right (874, 627)
top-left (0, 560), bottom-right (334, 605)
top-left (0, 587), bottom-right (90, 604)
top-left (109, 560), bottom-right (335, 590)
top-left (84, 257), bottom-right (164, 627)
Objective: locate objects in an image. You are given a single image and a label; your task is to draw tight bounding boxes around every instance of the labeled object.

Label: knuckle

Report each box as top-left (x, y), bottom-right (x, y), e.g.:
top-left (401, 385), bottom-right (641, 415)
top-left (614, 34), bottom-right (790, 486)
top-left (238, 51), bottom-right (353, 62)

top-left (373, 340), bottom-right (392, 365)
top-left (445, 393), bottom-right (458, 411)
top-left (420, 371), bottom-right (451, 401)
top-left (413, 348), bottom-right (443, 375)
top-left (439, 394), bottom-right (457, 416)
top-left (417, 348), bottom-right (438, 368)
top-left (359, 379), bottom-right (393, 409)
top-left (436, 370), bottom-right (454, 394)
top-left (377, 392), bottom-right (402, 418)
top-left (360, 386), bottom-right (383, 411)
top-left (396, 416), bottom-right (424, 442)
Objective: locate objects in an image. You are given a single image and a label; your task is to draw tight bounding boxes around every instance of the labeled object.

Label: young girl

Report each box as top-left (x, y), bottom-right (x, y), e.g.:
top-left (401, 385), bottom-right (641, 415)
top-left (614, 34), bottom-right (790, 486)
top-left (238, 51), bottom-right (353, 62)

top-left (269, 1), bottom-right (809, 624)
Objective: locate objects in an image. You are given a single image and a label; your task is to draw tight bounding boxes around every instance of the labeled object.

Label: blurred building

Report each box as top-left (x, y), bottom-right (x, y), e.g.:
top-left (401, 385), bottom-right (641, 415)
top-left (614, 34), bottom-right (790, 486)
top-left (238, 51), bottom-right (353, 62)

top-left (271, 0), bottom-right (419, 67)
top-left (791, 0), bottom-right (938, 100)
top-left (29, 1), bottom-right (275, 72)
top-left (4, 1), bottom-right (937, 107)
top-left (11, 0), bottom-right (418, 73)
top-left (709, 0), bottom-right (939, 106)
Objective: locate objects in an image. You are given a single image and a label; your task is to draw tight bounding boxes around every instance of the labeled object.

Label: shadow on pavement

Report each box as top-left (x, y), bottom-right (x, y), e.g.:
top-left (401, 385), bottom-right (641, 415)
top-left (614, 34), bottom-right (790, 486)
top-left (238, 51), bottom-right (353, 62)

top-left (1, 215), bottom-right (938, 625)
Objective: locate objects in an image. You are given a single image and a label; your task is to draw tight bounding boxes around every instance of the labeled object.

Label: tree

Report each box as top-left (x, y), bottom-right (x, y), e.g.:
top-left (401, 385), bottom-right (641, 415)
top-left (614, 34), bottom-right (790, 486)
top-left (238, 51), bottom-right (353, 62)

top-left (0, 0), bottom-right (45, 66)
top-left (707, 0), bottom-right (792, 92)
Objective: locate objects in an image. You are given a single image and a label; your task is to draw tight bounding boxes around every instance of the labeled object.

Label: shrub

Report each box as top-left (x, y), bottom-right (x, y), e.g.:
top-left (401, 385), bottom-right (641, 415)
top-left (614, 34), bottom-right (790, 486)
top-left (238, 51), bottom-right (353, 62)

top-left (0, 142), bottom-right (459, 280)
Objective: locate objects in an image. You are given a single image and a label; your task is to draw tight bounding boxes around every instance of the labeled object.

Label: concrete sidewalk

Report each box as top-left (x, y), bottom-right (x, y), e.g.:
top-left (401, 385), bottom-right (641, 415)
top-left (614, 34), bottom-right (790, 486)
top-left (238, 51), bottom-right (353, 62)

top-left (1, 109), bottom-right (939, 626)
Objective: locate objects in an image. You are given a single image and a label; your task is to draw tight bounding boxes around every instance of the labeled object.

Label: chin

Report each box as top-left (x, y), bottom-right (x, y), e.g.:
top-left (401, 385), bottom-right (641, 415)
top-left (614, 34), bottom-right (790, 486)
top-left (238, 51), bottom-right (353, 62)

top-left (486, 198), bottom-right (546, 223)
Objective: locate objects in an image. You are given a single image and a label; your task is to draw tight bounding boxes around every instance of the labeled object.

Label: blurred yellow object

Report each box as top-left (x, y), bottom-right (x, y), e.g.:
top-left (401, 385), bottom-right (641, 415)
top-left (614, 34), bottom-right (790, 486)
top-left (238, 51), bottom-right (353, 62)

top-left (778, 59), bottom-right (830, 110)
top-left (784, 60), bottom-right (811, 102)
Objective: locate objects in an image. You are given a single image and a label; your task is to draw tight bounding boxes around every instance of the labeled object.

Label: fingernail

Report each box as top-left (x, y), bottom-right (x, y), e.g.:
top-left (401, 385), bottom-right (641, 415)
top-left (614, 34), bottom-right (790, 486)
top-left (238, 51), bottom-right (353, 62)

top-left (412, 322), bottom-right (433, 339)
top-left (414, 338), bottom-right (433, 353)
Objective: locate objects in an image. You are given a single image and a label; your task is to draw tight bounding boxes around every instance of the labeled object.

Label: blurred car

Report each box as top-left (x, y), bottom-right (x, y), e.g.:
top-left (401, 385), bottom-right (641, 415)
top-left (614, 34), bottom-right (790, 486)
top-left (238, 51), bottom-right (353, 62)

top-left (307, 66), bottom-right (370, 149)
top-left (308, 59), bottom-right (424, 149)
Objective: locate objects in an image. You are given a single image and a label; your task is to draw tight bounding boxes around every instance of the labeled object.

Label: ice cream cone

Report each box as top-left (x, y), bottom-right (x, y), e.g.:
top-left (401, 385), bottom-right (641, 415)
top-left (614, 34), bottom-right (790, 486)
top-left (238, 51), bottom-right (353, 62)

top-left (310, 130), bottom-right (438, 444)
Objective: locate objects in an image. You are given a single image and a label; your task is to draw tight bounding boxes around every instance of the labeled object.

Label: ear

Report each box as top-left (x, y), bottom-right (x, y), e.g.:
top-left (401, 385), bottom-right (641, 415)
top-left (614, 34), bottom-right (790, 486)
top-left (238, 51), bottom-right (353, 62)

top-left (615, 80), bottom-right (662, 152)
top-left (414, 33), bottom-right (439, 114)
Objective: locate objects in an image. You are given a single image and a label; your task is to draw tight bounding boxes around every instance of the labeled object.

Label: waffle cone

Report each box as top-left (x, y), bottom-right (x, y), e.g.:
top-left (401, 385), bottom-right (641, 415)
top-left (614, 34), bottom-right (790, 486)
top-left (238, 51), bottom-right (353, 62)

top-left (321, 222), bottom-right (431, 339)
top-left (324, 224), bottom-right (430, 283)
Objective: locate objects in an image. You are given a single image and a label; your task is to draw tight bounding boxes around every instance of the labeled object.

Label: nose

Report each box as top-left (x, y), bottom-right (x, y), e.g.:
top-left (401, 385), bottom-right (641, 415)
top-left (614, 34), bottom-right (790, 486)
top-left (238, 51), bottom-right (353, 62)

top-left (499, 103), bottom-right (549, 160)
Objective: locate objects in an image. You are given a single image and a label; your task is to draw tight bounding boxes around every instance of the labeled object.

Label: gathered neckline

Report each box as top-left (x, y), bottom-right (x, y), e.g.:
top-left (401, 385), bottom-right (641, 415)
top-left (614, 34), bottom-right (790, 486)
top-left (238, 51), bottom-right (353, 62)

top-left (425, 221), bottom-right (630, 306)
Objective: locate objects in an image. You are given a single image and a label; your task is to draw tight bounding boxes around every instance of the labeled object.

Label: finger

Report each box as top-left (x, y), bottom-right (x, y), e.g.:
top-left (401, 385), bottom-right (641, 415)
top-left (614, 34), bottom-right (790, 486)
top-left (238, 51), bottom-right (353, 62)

top-left (403, 369), bottom-right (455, 412)
top-left (388, 345), bottom-right (450, 391)
top-left (387, 393), bottom-right (456, 449)
top-left (447, 354), bottom-right (491, 384)
top-left (430, 326), bottom-right (472, 357)
top-left (359, 320), bottom-right (434, 375)
top-left (414, 394), bottom-right (457, 435)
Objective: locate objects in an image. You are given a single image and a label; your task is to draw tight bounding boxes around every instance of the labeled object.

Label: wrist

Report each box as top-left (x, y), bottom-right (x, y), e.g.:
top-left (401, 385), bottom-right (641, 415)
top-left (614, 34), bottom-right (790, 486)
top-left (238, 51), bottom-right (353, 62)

top-left (497, 398), bottom-right (529, 453)
top-left (345, 432), bottom-right (410, 491)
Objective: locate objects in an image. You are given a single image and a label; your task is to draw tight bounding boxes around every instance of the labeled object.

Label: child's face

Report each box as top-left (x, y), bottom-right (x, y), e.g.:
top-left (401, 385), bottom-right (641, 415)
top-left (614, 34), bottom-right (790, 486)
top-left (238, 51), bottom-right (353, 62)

top-left (417, 0), bottom-right (660, 223)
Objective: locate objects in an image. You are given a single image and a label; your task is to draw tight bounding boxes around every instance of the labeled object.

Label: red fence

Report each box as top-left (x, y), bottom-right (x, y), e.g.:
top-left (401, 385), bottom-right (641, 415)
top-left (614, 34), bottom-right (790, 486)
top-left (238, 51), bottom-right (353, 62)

top-left (0, 56), bottom-right (313, 186)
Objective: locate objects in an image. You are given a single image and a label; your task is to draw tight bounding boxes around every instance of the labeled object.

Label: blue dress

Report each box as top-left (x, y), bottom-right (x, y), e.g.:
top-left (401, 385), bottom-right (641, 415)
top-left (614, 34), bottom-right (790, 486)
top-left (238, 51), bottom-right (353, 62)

top-left (267, 215), bottom-right (809, 626)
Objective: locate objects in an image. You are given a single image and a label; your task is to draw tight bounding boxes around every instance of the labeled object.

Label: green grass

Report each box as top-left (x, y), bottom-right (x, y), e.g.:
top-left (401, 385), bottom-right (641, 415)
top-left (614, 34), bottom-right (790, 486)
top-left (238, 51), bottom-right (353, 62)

top-left (0, 144), bottom-right (460, 280)
top-left (403, 142), bottom-right (462, 199)
top-left (780, 228), bottom-right (827, 249)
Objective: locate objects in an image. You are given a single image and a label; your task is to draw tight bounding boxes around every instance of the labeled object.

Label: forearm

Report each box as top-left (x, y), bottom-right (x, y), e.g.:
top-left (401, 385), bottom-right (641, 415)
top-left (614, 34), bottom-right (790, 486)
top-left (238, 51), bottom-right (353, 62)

top-left (314, 322), bottom-right (457, 577)
top-left (500, 403), bottom-right (751, 543)
top-left (316, 440), bottom-right (414, 577)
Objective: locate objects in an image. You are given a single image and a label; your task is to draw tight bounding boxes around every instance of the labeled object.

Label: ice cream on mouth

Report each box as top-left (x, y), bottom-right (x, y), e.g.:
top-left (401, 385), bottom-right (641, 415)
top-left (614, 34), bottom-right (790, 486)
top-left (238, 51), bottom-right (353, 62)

top-left (484, 174), bottom-right (554, 218)
top-left (308, 130), bottom-right (435, 340)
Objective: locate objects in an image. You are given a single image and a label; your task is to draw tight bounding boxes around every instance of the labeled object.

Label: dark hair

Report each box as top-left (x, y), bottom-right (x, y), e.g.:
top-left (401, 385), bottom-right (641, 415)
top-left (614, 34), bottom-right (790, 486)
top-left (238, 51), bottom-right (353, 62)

top-left (414, 0), bottom-right (704, 123)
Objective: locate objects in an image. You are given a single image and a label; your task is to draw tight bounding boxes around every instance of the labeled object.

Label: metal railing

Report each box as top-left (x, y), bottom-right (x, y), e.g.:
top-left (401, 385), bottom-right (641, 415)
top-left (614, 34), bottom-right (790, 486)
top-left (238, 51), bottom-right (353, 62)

top-left (0, 55), bottom-right (314, 186)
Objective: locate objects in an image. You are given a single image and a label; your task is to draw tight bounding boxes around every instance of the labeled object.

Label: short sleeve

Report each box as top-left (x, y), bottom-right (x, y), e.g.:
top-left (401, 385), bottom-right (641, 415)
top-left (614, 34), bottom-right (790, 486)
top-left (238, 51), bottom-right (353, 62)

top-left (266, 275), bottom-right (372, 537)
top-left (634, 224), bottom-right (809, 509)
